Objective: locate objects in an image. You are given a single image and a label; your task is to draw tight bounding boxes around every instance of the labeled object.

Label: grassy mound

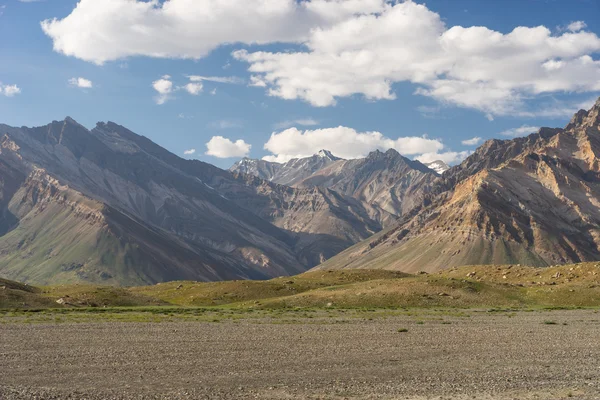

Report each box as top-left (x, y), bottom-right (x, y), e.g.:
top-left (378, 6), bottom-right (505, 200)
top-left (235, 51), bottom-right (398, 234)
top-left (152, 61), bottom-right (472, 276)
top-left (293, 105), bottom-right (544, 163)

top-left (2, 263), bottom-right (600, 310)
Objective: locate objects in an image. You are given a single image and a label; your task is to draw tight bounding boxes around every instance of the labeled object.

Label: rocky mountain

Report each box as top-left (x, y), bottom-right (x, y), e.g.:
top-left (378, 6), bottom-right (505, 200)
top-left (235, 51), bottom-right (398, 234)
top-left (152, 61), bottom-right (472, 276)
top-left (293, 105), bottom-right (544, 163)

top-left (0, 119), bottom-right (308, 285)
top-left (214, 173), bottom-right (394, 266)
top-left (296, 149), bottom-right (439, 216)
top-left (233, 149), bottom-right (440, 218)
top-left (315, 98), bottom-right (600, 273)
top-left (229, 157), bottom-right (282, 181)
top-left (230, 150), bottom-right (341, 186)
top-left (0, 119), bottom-right (414, 286)
top-left (424, 160), bottom-right (450, 174)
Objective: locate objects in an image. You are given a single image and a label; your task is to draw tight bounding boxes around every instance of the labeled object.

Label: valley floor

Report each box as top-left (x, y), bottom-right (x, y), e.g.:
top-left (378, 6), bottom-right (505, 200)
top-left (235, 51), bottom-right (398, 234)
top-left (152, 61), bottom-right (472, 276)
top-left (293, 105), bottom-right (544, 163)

top-left (1, 308), bottom-right (600, 399)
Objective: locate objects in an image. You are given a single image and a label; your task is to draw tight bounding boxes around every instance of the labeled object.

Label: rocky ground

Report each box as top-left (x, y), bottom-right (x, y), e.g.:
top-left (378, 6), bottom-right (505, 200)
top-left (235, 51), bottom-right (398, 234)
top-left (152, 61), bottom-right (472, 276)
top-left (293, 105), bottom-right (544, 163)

top-left (1, 309), bottom-right (600, 399)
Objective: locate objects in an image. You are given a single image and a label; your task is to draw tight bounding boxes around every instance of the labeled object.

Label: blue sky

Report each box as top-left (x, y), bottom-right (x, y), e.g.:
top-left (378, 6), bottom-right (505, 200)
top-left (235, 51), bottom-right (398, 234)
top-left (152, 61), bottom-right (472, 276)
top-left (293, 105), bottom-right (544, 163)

top-left (0, 0), bottom-right (599, 169)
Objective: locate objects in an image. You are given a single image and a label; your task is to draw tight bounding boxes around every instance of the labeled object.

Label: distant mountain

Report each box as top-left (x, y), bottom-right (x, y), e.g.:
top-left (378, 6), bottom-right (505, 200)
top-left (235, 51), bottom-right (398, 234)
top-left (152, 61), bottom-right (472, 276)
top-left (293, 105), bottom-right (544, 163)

top-left (233, 149), bottom-right (439, 218)
top-left (315, 98), bottom-right (600, 273)
top-left (295, 149), bottom-right (438, 216)
top-left (230, 149), bottom-right (341, 186)
top-left (229, 157), bottom-right (282, 181)
top-left (424, 160), bottom-right (450, 174)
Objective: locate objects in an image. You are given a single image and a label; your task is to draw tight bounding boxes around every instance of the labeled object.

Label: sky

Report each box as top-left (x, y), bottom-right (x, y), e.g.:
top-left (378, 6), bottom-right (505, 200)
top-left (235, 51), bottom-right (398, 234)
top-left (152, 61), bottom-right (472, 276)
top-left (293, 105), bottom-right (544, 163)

top-left (0, 0), bottom-right (599, 169)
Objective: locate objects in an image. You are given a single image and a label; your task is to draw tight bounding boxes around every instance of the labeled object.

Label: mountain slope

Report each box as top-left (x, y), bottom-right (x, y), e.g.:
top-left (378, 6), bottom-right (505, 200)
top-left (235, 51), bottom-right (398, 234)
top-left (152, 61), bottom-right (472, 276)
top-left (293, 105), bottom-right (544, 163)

top-left (0, 119), bottom-right (306, 285)
top-left (96, 122), bottom-right (397, 268)
top-left (215, 173), bottom-right (397, 266)
top-left (315, 98), bottom-right (600, 273)
top-left (230, 150), bottom-right (341, 186)
top-left (297, 149), bottom-right (439, 216)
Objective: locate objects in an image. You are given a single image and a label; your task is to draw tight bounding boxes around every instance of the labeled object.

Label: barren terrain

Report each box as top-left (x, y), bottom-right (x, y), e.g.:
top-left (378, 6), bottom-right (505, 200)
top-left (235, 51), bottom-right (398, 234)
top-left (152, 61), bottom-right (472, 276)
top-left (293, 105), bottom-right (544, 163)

top-left (2, 309), bottom-right (600, 399)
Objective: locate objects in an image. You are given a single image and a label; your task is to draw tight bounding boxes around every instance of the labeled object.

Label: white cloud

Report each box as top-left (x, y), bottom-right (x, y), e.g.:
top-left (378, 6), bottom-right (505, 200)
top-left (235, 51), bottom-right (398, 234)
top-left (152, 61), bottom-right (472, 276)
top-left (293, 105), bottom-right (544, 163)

top-left (499, 125), bottom-right (540, 138)
top-left (416, 151), bottom-right (472, 165)
top-left (461, 137), bottom-right (482, 146)
top-left (41, 0), bottom-right (386, 64)
top-left (210, 88), bottom-right (217, 96)
top-left (152, 75), bottom-right (173, 104)
top-left (183, 148), bottom-right (196, 155)
top-left (205, 136), bottom-right (251, 158)
top-left (273, 118), bottom-right (319, 130)
top-left (262, 126), bottom-right (446, 163)
top-left (0, 84), bottom-right (21, 97)
top-left (184, 82), bottom-right (203, 95)
top-left (68, 77), bottom-right (93, 89)
top-left (567, 21), bottom-right (587, 33)
top-left (234, 3), bottom-right (600, 116)
top-left (41, 0), bottom-right (600, 118)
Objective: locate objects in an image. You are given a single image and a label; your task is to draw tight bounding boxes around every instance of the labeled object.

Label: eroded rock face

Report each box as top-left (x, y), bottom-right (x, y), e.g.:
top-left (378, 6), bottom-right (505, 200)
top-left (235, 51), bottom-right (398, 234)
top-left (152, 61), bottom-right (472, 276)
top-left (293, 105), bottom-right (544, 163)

top-left (315, 98), bottom-right (600, 273)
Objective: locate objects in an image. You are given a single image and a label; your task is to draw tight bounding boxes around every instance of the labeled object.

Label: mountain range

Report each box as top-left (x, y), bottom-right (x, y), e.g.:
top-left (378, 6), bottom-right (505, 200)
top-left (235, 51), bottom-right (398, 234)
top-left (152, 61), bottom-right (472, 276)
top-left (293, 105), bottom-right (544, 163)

top-left (0, 119), bottom-right (437, 285)
top-left (317, 98), bottom-right (600, 273)
top-left (1, 98), bottom-right (600, 285)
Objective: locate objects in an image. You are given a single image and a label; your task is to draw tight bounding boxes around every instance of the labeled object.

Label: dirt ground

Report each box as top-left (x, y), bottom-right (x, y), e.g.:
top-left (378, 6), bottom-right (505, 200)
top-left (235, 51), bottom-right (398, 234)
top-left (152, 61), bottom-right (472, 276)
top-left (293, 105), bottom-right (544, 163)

top-left (1, 309), bottom-right (600, 399)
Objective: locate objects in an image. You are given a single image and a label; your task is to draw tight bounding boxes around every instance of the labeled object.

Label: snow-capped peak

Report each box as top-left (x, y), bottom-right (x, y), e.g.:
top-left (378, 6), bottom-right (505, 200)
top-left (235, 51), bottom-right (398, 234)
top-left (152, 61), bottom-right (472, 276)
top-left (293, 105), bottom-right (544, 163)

top-left (316, 149), bottom-right (336, 160)
top-left (424, 160), bottom-right (450, 174)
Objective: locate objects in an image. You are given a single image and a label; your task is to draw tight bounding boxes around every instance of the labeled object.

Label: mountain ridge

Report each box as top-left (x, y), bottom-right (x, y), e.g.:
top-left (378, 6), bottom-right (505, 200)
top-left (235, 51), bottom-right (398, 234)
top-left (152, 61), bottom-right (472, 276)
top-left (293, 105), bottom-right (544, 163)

top-left (314, 98), bottom-right (600, 273)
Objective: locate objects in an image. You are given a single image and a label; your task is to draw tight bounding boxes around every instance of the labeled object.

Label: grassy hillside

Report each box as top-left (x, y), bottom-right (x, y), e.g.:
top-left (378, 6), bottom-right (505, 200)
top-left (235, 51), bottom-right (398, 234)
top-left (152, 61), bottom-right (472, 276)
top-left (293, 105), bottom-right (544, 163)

top-left (2, 263), bottom-right (600, 310)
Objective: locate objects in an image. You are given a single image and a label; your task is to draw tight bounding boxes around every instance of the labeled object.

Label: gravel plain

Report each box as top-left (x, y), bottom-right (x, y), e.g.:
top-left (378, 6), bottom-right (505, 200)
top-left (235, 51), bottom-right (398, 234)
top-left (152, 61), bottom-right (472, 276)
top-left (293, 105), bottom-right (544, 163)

top-left (1, 309), bottom-right (600, 399)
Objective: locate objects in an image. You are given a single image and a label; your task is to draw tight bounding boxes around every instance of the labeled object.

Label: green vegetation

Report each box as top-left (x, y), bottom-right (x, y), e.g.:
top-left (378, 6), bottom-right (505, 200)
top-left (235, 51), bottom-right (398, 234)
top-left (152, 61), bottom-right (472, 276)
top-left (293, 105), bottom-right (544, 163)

top-left (2, 263), bottom-right (600, 316)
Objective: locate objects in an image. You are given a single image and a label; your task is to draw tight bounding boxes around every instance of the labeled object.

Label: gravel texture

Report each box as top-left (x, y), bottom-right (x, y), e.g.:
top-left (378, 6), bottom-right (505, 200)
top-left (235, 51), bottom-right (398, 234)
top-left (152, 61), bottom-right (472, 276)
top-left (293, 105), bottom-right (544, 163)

top-left (1, 309), bottom-right (600, 399)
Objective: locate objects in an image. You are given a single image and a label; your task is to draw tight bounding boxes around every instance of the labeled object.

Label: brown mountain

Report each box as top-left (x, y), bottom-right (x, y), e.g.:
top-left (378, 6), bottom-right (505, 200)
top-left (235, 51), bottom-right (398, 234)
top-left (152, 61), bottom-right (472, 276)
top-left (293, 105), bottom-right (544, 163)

top-left (315, 98), bottom-right (600, 273)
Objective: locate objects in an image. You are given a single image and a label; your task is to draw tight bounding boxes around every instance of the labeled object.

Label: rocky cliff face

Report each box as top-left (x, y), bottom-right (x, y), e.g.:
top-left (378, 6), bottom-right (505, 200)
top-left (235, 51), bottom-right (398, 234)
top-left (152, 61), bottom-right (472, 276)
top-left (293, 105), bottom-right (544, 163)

top-left (315, 98), bottom-right (600, 273)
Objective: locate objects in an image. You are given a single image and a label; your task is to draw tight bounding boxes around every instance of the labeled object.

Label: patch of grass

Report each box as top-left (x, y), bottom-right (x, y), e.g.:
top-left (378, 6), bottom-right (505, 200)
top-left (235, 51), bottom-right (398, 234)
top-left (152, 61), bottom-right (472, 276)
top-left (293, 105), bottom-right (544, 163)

top-left (543, 320), bottom-right (558, 325)
top-left (397, 328), bottom-right (409, 332)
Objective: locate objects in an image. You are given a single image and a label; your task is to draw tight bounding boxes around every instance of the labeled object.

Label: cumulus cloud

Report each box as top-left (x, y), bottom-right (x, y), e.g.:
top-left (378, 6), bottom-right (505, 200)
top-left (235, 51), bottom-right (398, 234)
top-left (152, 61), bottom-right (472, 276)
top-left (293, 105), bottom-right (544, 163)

top-left (68, 77), bottom-right (93, 89)
top-left (261, 126), bottom-right (453, 163)
top-left (234, 3), bottom-right (600, 116)
top-left (153, 75), bottom-right (240, 102)
top-left (461, 137), bottom-right (482, 146)
top-left (152, 75), bottom-right (173, 104)
top-left (567, 21), bottom-right (587, 33)
top-left (184, 82), bottom-right (203, 95)
top-left (41, 0), bottom-right (600, 117)
top-left (41, 0), bottom-right (378, 64)
top-left (183, 148), bottom-right (196, 155)
top-left (206, 136), bottom-right (251, 158)
top-left (500, 125), bottom-right (540, 138)
top-left (0, 84), bottom-right (21, 97)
